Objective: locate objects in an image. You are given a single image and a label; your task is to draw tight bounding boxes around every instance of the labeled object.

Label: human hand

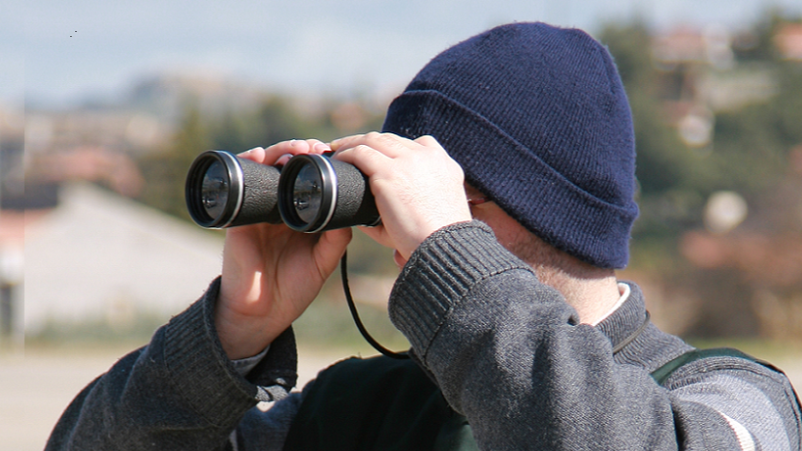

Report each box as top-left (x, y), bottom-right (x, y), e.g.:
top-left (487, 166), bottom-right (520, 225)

top-left (217, 140), bottom-right (352, 360)
top-left (331, 132), bottom-right (472, 263)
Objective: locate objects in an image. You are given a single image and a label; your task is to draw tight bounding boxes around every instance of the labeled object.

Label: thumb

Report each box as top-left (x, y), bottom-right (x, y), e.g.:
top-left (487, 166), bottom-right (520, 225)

top-left (313, 228), bottom-right (353, 276)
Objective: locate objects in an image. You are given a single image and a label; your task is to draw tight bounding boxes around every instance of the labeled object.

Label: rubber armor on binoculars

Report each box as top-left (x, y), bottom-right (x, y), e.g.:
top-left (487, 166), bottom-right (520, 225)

top-left (185, 150), bottom-right (380, 232)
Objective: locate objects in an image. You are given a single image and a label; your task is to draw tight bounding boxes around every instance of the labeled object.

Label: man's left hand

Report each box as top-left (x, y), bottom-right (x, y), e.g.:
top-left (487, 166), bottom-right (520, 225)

top-left (332, 132), bottom-right (472, 262)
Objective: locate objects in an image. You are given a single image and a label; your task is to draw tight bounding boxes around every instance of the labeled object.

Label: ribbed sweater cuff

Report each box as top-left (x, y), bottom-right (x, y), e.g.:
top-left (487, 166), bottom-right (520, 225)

top-left (388, 221), bottom-right (532, 360)
top-left (163, 277), bottom-right (258, 427)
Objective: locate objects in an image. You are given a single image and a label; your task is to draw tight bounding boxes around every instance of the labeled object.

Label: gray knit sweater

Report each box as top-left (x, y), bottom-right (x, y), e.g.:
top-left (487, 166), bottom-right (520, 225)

top-left (46, 221), bottom-right (801, 450)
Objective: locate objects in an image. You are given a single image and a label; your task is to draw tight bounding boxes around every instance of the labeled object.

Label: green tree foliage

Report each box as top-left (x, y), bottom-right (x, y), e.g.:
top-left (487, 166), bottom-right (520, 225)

top-left (774, 62), bottom-right (802, 146)
top-left (138, 104), bottom-right (211, 223)
top-left (210, 97), bottom-right (309, 153)
top-left (733, 10), bottom-right (791, 62)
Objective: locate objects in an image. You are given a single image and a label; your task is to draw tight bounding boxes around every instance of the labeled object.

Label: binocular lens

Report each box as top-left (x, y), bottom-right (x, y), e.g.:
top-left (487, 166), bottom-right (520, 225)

top-left (293, 163), bottom-right (324, 224)
top-left (201, 160), bottom-right (229, 220)
top-left (278, 154), bottom-right (379, 232)
top-left (186, 150), bottom-right (281, 228)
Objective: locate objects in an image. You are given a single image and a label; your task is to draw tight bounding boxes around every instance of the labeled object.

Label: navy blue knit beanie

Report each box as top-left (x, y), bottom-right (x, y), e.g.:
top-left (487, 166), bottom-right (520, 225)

top-left (382, 22), bottom-right (638, 269)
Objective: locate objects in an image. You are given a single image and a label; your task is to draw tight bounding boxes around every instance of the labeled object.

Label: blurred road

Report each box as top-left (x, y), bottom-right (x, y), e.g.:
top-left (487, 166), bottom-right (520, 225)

top-left (2, 345), bottom-right (800, 451)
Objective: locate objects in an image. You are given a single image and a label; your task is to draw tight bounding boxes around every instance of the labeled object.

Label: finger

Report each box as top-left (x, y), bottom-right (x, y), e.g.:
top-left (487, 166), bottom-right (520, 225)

top-left (308, 139), bottom-right (332, 154)
top-left (329, 134), bottom-right (365, 151)
top-left (275, 153), bottom-right (294, 166)
top-left (237, 147), bottom-right (266, 163)
top-left (356, 224), bottom-right (396, 249)
top-left (334, 144), bottom-right (392, 177)
top-left (414, 135), bottom-right (440, 147)
top-left (333, 132), bottom-right (414, 158)
top-left (313, 228), bottom-right (353, 276)
top-left (261, 139), bottom-right (331, 165)
top-left (393, 249), bottom-right (408, 269)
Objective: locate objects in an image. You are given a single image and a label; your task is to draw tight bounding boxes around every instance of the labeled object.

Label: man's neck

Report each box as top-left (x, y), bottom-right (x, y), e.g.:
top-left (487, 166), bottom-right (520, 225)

top-left (535, 267), bottom-right (622, 325)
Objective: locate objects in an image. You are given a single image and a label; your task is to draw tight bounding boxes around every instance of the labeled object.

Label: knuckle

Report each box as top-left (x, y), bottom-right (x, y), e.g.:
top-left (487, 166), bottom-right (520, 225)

top-left (374, 132), bottom-right (397, 145)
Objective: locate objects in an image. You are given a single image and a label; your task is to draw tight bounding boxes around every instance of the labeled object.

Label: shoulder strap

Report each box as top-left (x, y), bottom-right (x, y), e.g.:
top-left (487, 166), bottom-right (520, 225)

top-left (650, 347), bottom-right (802, 419)
top-left (650, 347), bottom-right (770, 386)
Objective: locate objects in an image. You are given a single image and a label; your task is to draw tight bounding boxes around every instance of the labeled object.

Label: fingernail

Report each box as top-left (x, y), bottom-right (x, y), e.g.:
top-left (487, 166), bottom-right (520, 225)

top-left (314, 142), bottom-right (331, 153)
top-left (277, 154), bottom-right (293, 165)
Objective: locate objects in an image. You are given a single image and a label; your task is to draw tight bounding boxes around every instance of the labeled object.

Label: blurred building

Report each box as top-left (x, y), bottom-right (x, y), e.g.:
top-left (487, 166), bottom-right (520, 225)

top-left (774, 23), bottom-right (802, 60)
top-left (0, 98), bottom-right (226, 339)
top-left (651, 24), bottom-right (783, 148)
top-left (23, 182), bottom-right (224, 335)
top-left (6, 74), bottom-right (290, 341)
top-left (0, 105), bottom-right (25, 346)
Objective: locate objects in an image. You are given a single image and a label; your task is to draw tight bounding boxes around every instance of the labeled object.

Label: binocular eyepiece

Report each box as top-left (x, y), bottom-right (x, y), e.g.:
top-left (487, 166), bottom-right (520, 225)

top-left (185, 150), bottom-right (380, 232)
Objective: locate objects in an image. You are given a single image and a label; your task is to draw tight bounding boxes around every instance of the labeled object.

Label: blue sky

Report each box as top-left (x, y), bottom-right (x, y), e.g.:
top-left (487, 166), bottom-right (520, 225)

top-left (4, 0), bottom-right (802, 108)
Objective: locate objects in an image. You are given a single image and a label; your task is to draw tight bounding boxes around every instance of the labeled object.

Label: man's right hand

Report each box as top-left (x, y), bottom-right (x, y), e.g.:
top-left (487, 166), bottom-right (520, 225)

top-left (216, 140), bottom-right (352, 360)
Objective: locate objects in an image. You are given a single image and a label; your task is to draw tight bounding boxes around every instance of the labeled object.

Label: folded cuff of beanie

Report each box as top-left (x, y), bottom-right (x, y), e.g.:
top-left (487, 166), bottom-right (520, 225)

top-left (383, 89), bottom-right (638, 269)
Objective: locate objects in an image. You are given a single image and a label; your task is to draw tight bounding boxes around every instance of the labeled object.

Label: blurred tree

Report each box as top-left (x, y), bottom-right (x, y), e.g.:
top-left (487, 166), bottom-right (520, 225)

top-left (600, 23), bottom-right (708, 266)
top-left (208, 96), bottom-right (309, 153)
top-left (601, 14), bottom-right (802, 263)
top-left (604, 13), bottom-right (802, 339)
top-left (710, 15), bottom-right (802, 201)
top-left (252, 97), bottom-right (309, 147)
top-left (138, 103), bottom-right (211, 222)
top-left (211, 110), bottom-right (260, 153)
top-left (774, 61), bottom-right (802, 147)
top-left (732, 10), bottom-right (788, 62)
top-left (710, 103), bottom-right (786, 195)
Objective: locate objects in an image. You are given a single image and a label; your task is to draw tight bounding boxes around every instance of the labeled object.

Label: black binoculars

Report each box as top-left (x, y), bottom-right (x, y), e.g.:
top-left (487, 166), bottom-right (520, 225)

top-left (185, 150), bottom-right (380, 232)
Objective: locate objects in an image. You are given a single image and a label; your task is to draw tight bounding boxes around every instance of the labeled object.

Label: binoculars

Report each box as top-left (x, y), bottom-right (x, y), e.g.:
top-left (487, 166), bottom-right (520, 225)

top-left (185, 150), bottom-right (380, 232)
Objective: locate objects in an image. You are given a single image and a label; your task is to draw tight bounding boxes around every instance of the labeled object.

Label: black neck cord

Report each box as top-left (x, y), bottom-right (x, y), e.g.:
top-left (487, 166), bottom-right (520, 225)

top-left (341, 250), bottom-right (647, 359)
top-left (612, 311), bottom-right (651, 355)
top-left (340, 252), bottom-right (409, 359)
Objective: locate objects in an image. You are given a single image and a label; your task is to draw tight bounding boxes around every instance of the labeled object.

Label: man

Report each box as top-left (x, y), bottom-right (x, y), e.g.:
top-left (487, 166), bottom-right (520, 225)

top-left (47, 22), bottom-right (801, 450)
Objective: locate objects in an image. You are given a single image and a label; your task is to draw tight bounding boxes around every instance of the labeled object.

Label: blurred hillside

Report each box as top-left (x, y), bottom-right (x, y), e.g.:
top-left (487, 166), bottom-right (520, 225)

top-left (3, 11), bottom-right (802, 347)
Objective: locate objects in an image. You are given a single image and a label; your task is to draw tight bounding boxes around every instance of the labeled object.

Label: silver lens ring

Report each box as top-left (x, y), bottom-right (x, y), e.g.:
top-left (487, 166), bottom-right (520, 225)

top-left (305, 154), bottom-right (337, 233)
top-left (208, 151), bottom-right (244, 228)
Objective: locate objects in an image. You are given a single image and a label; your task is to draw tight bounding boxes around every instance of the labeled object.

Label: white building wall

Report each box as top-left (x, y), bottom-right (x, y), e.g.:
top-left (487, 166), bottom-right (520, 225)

top-left (24, 183), bottom-right (224, 333)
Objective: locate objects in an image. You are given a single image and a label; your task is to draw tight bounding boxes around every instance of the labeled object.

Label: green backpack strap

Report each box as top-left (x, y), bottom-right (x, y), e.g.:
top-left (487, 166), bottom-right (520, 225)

top-left (650, 347), bottom-right (802, 419)
top-left (650, 347), bottom-right (772, 386)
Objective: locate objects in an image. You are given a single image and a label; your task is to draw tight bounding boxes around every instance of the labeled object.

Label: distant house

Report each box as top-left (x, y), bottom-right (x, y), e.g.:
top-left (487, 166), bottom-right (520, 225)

top-left (775, 23), bottom-right (802, 60)
top-left (23, 182), bottom-right (224, 335)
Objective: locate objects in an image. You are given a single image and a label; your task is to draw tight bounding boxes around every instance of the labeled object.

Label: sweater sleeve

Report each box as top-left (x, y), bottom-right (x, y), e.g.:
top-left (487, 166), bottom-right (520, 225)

top-left (45, 277), bottom-right (303, 451)
top-left (388, 221), bottom-right (802, 451)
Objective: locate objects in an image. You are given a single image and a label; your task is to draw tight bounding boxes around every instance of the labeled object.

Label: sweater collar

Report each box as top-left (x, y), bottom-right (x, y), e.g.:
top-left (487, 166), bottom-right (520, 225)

top-left (594, 281), bottom-right (648, 352)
